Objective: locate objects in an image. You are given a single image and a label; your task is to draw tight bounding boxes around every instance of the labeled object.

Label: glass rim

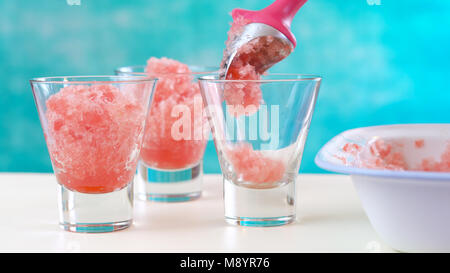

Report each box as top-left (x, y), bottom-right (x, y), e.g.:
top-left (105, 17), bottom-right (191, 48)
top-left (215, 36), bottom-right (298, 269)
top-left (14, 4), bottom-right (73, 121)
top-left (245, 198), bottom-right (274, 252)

top-left (198, 73), bottom-right (322, 83)
top-left (29, 75), bottom-right (157, 84)
top-left (114, 65), bottom-right (219, 76)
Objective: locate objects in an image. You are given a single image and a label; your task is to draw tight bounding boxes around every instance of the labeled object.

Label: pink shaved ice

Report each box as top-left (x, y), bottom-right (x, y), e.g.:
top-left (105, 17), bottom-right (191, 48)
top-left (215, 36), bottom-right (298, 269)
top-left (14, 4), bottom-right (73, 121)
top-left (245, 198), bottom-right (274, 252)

top-left (342, 143), bottom-right (362, 155)
top-left (224, 16), bottom-right (251, 49)
top-left (340, 139), bottom-right (450, 172)
top-left (222, 16), bottom-right (293, 116)
top-left (415, 139), bottom-right (425, 148)
top-left (45, 84), bottom-right (146, 194)
top-left (420, 143), bottom-right (450, 172)
top-left (363, 139), bottom-right (408, 170)
top-left (227, 143), bottom-right (285, 184)
top-left (140, 57), bottom-right (208, 169)
top-left (219, 17), bottom-right (293, 182)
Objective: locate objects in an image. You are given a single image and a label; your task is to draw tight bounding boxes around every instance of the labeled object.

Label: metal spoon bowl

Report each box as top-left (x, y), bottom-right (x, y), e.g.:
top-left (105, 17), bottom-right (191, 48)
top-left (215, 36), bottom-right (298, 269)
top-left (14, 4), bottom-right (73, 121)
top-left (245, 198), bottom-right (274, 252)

top-left (220, 23), bottom-right (294, 79)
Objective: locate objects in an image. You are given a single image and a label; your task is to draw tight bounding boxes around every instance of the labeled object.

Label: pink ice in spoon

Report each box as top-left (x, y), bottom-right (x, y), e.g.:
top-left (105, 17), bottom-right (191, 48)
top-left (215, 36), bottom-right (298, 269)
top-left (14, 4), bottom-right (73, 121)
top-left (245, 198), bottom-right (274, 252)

top-left (45, 84), bottom-right (146, 194)
top-left (140, 57), bottom-right (208, 169)
top-left (222, 16), bottom-right (292, 116)
top-left (227, 143), bottom-right (285, 184)
top-left (220, 16), bottom-right (292, 182)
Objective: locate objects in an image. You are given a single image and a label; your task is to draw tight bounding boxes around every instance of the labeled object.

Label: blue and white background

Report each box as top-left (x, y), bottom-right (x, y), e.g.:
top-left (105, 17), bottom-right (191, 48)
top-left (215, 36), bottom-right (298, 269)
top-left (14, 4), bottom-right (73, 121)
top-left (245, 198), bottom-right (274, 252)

top-left (1, 0), bottom-right (449, 174)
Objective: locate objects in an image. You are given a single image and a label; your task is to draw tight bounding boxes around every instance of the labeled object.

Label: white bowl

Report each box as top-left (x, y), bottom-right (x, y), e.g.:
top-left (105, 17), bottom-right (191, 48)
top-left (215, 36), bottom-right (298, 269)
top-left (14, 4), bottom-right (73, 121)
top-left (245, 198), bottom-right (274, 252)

top-left (315, 124), bottom-right (450, 252)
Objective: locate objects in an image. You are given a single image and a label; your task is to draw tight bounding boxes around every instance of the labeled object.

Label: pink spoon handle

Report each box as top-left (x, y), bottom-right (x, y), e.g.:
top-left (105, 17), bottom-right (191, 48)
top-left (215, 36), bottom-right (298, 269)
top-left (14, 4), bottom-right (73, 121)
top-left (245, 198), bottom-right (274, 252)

top-left (232, 0), bottom-right (308, 47)
top-left (263, 0), bottom-right (307, 28)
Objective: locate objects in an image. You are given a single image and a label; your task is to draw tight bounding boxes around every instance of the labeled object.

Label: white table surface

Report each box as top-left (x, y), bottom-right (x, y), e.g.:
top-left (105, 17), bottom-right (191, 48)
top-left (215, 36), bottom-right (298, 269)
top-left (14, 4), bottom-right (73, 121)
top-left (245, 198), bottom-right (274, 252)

top-left (0, 173), bottom-right (395, 253)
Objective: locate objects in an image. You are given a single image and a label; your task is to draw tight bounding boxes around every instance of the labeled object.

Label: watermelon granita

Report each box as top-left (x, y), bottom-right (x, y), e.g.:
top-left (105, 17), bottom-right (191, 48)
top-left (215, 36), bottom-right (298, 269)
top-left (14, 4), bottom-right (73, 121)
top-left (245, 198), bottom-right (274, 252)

top-left (363, 139), bottom-right (408, 171)
top-left (222, 16), bottom-right (293, 116)
top-left (45, 84), bottom-right (146, 194)
top-left (218, 17), bottom-right (293, 183)
top-left (420, 143), bottom-right (450, 172)
top-left (140, 57), bottom-right (208, 170)
top-left (339, 139), bottom-right (450, 172)
top-left (226, 143), bottom-right (285, 185)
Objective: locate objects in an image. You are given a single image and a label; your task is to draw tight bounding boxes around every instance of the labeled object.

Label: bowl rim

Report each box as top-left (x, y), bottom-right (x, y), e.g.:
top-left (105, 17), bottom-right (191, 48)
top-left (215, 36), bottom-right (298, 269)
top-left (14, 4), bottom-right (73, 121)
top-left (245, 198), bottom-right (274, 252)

top-left (198, 73), bottom-right (322, 83)
top-left (114, 65), bottom-right (219, 76)
top-left (315, 124), bottom-right (450, 181)
top-left (29, 75), bottom-right (157, 84)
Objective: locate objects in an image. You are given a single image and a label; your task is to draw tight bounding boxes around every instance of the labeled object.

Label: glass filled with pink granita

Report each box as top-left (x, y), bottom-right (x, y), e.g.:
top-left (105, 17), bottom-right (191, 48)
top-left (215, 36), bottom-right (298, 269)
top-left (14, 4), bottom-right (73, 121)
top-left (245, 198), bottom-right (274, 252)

top-left (30, 76), bottom-right (156, 232)
top-left (116, 58), bottom-right (216, 202)
top-left (199, 74), bottom-right (321, 227)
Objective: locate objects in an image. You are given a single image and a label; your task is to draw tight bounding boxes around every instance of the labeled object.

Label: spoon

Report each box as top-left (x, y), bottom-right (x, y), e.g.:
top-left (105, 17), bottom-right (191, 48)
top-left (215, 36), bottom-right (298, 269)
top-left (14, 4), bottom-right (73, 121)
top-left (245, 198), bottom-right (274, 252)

top-left (220, 0), bottom-right (308, 79)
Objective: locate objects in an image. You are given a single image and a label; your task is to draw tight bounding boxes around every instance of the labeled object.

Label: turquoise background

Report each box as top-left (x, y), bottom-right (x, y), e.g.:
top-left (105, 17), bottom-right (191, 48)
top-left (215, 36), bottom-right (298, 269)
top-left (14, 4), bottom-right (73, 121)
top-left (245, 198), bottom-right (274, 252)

top-left (1, 0), bottom-right (449, 174)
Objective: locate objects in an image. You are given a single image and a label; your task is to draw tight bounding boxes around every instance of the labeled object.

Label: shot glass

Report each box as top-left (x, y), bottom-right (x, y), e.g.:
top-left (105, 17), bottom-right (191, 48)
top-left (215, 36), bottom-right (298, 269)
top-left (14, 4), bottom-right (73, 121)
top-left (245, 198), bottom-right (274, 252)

top-left (116, 65), bottom-right (216, 202)
top-left (30, 76), bottom-right (156, 232)
top-left (199, 74), bottom-right (321, 226)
